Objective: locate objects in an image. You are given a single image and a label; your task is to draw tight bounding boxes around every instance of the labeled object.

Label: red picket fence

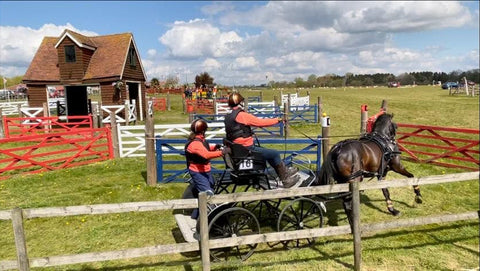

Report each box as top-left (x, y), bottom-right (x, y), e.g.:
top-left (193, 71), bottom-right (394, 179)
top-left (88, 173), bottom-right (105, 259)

top-left (152, 98), bottom-right (166, 111)
top-left (397, 123), bottom-right (479, 171)
top-left (3, 115), bottom-right (93, 138)
top-left (0, 128), bottom-right (113, 179)
top-left (185, 99), bottom-right (214, 114)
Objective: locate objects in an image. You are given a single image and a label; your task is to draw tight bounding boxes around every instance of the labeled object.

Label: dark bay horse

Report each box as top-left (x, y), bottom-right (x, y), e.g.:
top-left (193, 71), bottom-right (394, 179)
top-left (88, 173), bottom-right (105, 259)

top-left (313, 113), bottom-right (422, 226)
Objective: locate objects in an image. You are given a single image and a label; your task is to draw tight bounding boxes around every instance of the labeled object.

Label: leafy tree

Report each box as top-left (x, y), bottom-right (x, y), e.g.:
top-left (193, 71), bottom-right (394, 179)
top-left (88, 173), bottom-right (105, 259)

top-left (195, 72), bottom-right (214, 88)
top-left (165, 75), bottom-right (179, 88)
top-left (150, 77), bottom-right (160, 87)
top-left (307, 74), bottom-right (317, 87)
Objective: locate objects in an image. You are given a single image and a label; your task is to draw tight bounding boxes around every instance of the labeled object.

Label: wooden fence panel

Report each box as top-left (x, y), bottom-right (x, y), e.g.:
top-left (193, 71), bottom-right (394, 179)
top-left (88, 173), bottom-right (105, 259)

top-left (0, 172), bottom-right (477, 270)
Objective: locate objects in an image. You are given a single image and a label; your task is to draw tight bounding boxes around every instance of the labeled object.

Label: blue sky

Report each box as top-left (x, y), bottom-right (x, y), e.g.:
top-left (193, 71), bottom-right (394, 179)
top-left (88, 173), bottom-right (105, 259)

top-left (0, 1), bottom-right (478, 86)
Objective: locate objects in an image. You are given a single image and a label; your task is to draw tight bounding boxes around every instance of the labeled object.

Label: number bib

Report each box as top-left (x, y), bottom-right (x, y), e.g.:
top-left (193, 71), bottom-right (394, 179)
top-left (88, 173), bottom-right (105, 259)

top-left (238, 159), bottom-right (253, 170)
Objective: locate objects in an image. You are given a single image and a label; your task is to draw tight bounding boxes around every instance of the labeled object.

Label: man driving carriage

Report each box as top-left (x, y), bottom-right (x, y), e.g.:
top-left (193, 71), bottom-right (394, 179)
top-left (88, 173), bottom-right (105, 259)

top-left (224, 93), bottom-right (301, 188)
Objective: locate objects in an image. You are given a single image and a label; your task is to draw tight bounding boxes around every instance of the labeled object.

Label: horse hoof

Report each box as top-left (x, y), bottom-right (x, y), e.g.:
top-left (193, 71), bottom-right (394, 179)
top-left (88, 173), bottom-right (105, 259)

top-left (388, 208), bottom-right (401, 216)
top-left (415, 195), bottom-right (423, 204)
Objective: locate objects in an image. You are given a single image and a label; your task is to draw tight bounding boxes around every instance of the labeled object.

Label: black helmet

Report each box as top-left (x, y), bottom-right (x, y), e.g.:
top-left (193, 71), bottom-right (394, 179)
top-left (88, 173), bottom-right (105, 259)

top-left (228, 93), bottom-right (244, 107)
top-left (190, 119), bottom-right (208, 134)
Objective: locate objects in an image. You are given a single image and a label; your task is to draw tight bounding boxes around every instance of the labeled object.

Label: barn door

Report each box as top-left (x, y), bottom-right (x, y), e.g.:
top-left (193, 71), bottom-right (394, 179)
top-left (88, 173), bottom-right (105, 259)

top-left (65, 86), bottom-right (88, 116)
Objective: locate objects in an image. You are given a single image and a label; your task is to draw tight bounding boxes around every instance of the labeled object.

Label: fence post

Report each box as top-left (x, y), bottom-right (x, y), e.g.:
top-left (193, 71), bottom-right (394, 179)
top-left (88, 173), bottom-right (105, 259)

top-left (43, 102), bottom-right (50, 132)
top-left (146, 99), bottom-right (157, 186)
top-left (0, 108), bottom-right (4, 138)
top-left (283, 102), bottom-right (289, 138)
top-left (92, 105), bottom-right (99, 128)
top-left (12, 208), bottom-right (30, 271)
top-left (381, 100), bottom-right (388, 112)
top-left (317, 97), bottom-right (322, 123)
top-left (167, 92), bottom-right (171, 111)
top-left (259, 91), bottom-right (263, 102)
top-left (350, 181), bottom-right (362, 271)
top-left (98, 101), bottom-right (104, 128)
top-left (360, 104), bottom-right (368, 134)
top-left (110, 112), bottom-right (120, 158)
top-left (124, 100), bottom-right (130, 126)
top-left (198, 192), bottom-right (211, 271)
top-left (17, 104), bottom-right (23, 117)
top-left (321, 114), bottom-right (330, 162)
top-left (316, 135), bottom-right (322, 176)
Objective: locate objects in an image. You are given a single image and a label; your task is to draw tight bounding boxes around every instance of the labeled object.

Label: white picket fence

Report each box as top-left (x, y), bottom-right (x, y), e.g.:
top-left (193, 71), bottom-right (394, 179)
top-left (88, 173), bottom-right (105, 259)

top-left (0, 101), bottom-right (28, 116)
top-left (118, 122), bottom-right (225, 157)
top-left (91, 100), bottom-right (137, 124)
top-left (281, 94), bottom-right (310, 110)
top-left (214, 101), bottom-right (277, 120)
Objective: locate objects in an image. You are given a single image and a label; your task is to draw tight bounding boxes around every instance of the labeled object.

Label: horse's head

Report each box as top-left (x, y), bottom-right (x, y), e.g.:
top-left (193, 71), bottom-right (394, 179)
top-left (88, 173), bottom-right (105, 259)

top-left (372, 113), bottom-right (397, 139)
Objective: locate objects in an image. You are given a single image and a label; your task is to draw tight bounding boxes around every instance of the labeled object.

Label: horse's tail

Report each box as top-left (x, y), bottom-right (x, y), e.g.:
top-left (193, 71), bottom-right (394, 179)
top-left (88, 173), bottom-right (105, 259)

top-left (315, 148), bottom-right (337, 186)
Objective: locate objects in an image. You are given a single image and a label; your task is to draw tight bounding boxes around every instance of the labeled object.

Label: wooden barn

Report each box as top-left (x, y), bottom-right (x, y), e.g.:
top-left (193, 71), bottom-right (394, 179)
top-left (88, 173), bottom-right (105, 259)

top-left (22, 29), bottom-right (147, 120)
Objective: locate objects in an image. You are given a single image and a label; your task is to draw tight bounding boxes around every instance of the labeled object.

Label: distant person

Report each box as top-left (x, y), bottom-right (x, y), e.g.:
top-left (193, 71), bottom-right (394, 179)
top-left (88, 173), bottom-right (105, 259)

top-left (184, 119), bottom-right (225, 219)
top-left (224, 93), bottom-right (300, 188)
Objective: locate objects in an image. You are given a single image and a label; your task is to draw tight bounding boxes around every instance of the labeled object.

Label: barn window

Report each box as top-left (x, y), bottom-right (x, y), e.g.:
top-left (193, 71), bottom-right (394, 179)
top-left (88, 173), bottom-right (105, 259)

top-left (65, 45), bottom-right (76, 63)
top-left (128, 47), bottom-right (136, 67)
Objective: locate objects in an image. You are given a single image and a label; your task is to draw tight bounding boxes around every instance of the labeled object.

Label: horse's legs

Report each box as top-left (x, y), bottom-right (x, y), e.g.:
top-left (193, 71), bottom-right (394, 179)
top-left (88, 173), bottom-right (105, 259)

top-left (413, 185), bottom-right (423, 203)
top-left (382, 188), bottom-right (400, 216)
top-left (390, 156), bottom-right (422, 204)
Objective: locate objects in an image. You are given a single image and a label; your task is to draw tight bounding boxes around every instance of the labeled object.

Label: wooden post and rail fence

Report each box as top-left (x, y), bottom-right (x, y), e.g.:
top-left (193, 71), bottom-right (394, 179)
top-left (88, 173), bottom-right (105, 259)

top-left (0, 171), bottom-right (478, 270)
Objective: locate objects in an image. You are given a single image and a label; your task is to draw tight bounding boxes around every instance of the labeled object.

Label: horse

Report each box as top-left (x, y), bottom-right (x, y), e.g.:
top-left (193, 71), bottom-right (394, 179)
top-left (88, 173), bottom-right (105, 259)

top-left (313, 113), bottom-right (422, 227)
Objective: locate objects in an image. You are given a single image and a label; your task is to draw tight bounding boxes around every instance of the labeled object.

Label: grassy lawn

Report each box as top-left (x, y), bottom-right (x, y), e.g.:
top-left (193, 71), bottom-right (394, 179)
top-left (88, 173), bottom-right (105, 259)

top-left (0, 85), bottom-right (478, 270)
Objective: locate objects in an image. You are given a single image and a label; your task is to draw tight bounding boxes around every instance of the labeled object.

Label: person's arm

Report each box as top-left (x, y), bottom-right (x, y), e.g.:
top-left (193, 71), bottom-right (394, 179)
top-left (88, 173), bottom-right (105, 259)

top-left (236, 111), bottom-right (280, 127)
top-left (187, 141), bottom-right (223, 159)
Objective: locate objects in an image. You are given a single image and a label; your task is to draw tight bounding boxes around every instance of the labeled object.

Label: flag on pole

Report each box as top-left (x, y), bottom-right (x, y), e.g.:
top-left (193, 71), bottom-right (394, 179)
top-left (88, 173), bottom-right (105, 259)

top-left (2, 77), bottom-right (6, 88)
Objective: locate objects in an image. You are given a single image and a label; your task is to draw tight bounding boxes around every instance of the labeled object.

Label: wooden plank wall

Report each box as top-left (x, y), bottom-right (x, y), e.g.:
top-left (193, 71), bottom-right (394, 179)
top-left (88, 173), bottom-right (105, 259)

top-left (57, 37), bottom-right (85, 81)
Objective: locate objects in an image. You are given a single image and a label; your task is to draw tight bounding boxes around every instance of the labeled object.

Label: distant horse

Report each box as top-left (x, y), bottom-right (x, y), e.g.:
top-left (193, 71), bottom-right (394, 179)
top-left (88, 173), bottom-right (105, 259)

top-left (313, 113), bottom-right (422, 226)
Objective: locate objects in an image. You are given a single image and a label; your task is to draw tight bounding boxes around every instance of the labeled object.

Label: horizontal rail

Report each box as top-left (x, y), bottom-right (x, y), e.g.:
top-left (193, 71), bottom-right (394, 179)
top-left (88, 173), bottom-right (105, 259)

top-left (0, 171), bottom-right (477, 270)
top-left (0, 171), bottom-right (476, 220)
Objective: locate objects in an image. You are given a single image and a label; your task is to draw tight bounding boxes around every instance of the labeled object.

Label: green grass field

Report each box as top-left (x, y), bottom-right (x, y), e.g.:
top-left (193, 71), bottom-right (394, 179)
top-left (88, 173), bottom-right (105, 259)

top-left (0, 85), bottom-right (478, 270)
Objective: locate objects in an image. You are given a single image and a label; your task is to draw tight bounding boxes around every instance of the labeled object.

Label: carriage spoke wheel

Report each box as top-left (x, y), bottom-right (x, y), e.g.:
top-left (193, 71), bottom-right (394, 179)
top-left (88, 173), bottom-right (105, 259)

top-left (208, 207), bottom-right (260, 262)
top-left (277, 197), bottom-right (323, 250)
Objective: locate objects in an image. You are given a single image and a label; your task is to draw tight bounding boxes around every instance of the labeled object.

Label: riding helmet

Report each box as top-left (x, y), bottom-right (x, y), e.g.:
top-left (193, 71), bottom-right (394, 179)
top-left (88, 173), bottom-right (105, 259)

top-left (228, 93), bottom-right (244, 107)
top-left (190, 119), bottom-right (208, 134)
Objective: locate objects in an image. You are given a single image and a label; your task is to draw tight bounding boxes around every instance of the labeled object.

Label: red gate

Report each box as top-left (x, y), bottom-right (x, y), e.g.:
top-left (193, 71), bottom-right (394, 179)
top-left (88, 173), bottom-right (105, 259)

top-left (0, 128), bottom-right (113, 179)
top-left (397, 123), bottom-right (479, 171)
top-left (3, 115), bottom-right (93, 138)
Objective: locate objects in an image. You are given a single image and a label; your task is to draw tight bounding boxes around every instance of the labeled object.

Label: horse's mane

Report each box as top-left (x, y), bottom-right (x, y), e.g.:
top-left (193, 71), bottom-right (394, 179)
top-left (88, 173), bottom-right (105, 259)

top-left (372, 113), bottom-right (396, 138)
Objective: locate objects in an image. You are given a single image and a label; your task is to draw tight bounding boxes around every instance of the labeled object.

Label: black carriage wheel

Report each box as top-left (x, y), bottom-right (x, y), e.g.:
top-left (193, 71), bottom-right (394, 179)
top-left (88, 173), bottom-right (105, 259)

top-left (277, 197), bottom-right (324, 249)
top-left (208, 207), bottom-right (260, 262)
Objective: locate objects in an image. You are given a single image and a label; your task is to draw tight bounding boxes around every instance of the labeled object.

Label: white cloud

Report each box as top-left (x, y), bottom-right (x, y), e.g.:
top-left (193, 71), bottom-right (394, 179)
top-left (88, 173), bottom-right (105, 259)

top-left (233, 56), bottom-right (258, 70)
top-left (147, 49), bottom-right (157, 57)
top-left (159, 19), bottom-right (242, 58)
top-left (203, 58), bottom-right (221, 70)
top-left (0, 23), bottom-right (97, 76)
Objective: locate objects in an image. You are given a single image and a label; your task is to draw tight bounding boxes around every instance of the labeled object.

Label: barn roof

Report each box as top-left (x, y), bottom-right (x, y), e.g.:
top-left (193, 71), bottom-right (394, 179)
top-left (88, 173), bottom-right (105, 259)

top-left (23, 37), bottom-right (60, 82)
top-left (23, 29), bottom-right (143, 82)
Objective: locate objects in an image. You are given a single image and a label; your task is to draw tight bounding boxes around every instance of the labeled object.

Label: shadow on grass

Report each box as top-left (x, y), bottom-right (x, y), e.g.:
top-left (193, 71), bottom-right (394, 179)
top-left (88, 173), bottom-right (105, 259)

top-left (76, 221), bottom-right (477, 271)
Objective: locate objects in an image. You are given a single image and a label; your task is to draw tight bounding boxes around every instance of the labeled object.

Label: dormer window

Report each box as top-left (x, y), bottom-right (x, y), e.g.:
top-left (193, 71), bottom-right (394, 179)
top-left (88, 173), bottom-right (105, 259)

top-left (128, 47), bottom-right (136, 67)
top-left (65, 45), bottom-right (76, 63)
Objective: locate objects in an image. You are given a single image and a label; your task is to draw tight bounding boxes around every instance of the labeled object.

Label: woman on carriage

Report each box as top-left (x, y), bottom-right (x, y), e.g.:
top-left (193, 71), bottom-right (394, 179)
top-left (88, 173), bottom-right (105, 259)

top-left (185, 119), bottom-right (225, 219)
top-left (224, 92), bottom-right (301, 188)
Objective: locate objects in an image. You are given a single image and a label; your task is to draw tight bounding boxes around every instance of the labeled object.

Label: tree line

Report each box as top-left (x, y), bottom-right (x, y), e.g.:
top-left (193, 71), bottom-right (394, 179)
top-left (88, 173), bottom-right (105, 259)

top-left (263, 69), bottom-right (480, 88)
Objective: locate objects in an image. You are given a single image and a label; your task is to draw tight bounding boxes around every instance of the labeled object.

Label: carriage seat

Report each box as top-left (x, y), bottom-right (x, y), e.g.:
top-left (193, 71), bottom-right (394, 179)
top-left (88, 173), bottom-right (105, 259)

top-left (222, 139), bottom-right (269, 187)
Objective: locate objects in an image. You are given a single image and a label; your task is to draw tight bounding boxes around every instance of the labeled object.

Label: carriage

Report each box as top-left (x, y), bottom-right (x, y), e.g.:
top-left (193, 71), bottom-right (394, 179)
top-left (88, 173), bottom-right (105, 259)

top-left (174, 138), bottom-right (328, 261)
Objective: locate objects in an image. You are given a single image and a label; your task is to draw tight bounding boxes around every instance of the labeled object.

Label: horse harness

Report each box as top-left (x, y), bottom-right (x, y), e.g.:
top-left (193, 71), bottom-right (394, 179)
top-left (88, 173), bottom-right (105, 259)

top-left (350, 132), bottom-right (401, 181)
